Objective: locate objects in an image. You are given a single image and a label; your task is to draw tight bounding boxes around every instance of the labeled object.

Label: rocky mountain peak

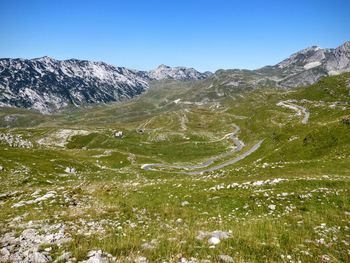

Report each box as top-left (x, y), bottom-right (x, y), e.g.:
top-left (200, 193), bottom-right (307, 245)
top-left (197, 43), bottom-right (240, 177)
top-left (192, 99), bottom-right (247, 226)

top-left (156, 64), bottom-right (170, 69)
top-left (217, 41), bottom-right (350, 89)
top-left (32, 56), bottom-right (55, 63)
top-left (148, 65), bottom-right (212, 81)
top-left (338, 41), bottom-right (350, 49)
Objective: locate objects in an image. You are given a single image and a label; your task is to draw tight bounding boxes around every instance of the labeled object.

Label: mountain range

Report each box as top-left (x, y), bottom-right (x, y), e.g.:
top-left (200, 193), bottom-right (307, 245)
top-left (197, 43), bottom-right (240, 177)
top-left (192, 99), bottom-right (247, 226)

top-left (0, 41), bottom-right (349, 114)
top-left (214, 41), bottom-right (350, 89)
top-left (0, 57), bottom-right (210, 114)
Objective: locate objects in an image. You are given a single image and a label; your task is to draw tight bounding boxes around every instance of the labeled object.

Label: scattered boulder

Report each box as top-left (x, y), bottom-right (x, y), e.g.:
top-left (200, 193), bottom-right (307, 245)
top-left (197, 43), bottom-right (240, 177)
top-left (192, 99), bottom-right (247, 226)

top-left (214, 231), bottom-right (230, 239)
top-left (56, 251), bottom-right (72, 262)
top-left (208, 236), bottom-right (220, 245)
top-left (196, 230), bottom-right (231, 247)
top-left (176, 218), bottom-right (183, 224)
top-left (141, 239), bottom-right (158, 250)
top-left (181, 201), bottom-right (190, 207)
top-left (80, 250), bottom-right (109, 263)
top-left (219, 255), bottom-right (234, 262)
top-left (268, 204), bottom-right (276, 211)
top-left (134, 256), bottom-right (148, 263)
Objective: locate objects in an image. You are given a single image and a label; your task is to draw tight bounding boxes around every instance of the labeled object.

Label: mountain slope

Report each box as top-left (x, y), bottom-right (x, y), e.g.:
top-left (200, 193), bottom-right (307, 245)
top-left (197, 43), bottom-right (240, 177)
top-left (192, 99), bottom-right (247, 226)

top-left (0, 57), bottom-right (150, 114)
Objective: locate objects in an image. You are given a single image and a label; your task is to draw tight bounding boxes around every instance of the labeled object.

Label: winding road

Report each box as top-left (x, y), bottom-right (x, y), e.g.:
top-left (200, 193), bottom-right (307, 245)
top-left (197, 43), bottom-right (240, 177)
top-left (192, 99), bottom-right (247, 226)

top-left (140, 99), bottom-right (309, 174)
top-left (141, 124), bottom-right (263, 174)
top-left (187, 140), bottom-right (263, 175)
top-left (277, 100), bottom-right (310, 124)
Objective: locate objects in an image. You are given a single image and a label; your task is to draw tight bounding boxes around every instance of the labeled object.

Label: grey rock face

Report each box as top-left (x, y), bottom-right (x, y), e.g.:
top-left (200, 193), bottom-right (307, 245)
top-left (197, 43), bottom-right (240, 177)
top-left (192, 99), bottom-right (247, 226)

top-left (325, 41), bottom-right (350, 75)
top-left (0, 57), bottom-right (149, 113)
top-left (0, 222), bottom-right (71, 263)
top-left (273, 41), bottom-right (350, 87)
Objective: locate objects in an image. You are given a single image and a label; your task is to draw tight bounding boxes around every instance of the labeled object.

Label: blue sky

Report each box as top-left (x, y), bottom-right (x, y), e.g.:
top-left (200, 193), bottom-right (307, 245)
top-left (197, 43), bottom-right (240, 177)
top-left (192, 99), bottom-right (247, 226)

top-left (0, 0), bottom-right (349, 72)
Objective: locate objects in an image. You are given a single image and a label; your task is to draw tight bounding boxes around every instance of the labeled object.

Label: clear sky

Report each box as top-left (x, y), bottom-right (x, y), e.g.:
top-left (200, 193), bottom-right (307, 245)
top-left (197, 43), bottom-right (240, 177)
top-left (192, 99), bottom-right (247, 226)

top-left (0, 0), bottom-right (349, 72)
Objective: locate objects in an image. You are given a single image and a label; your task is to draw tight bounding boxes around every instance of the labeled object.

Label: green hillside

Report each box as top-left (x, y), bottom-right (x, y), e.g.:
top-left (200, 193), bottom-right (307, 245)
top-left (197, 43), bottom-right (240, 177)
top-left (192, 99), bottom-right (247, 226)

top-left (0, 73), bottom-right (349, 262)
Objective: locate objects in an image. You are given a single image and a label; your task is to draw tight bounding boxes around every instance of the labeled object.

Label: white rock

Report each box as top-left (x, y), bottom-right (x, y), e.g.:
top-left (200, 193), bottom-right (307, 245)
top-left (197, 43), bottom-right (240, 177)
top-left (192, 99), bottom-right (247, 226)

top-left (196, 230), bottom-right (231, 242)
top-left (268, 204), bottom-right (276, 210)
top-left (141, 242), bottom-right (156, 250)
top-left (211, 231), bottom-right (231, 239)
top-left (86, 254), bottom-right (105, 263)
top-left (135, 256), bottom-right (148, 263)
top-left (81, 250), bottom-right (108, 263)
top-left (176, 218), bottom-right (183, 223)
top-left (219, 254), bottom-right (234, 262)
top-left (0, 247), bottom-right (10, 261)
top-left (208, 236), bottom-right (220, 245)
top-left (57, 251), bottom-right (72, 261)
top-left (181, 201), bottom-right (189, 206)
top-left (322, 254), bottom-right (330, 262)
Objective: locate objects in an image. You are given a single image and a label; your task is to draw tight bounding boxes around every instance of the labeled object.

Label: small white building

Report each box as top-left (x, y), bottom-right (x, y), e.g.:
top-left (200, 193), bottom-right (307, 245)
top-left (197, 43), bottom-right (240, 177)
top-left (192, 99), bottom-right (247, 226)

top-left (114, 131), bottom-right (123, 138)
top-left (65, 167), bottom-right (76, 174)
